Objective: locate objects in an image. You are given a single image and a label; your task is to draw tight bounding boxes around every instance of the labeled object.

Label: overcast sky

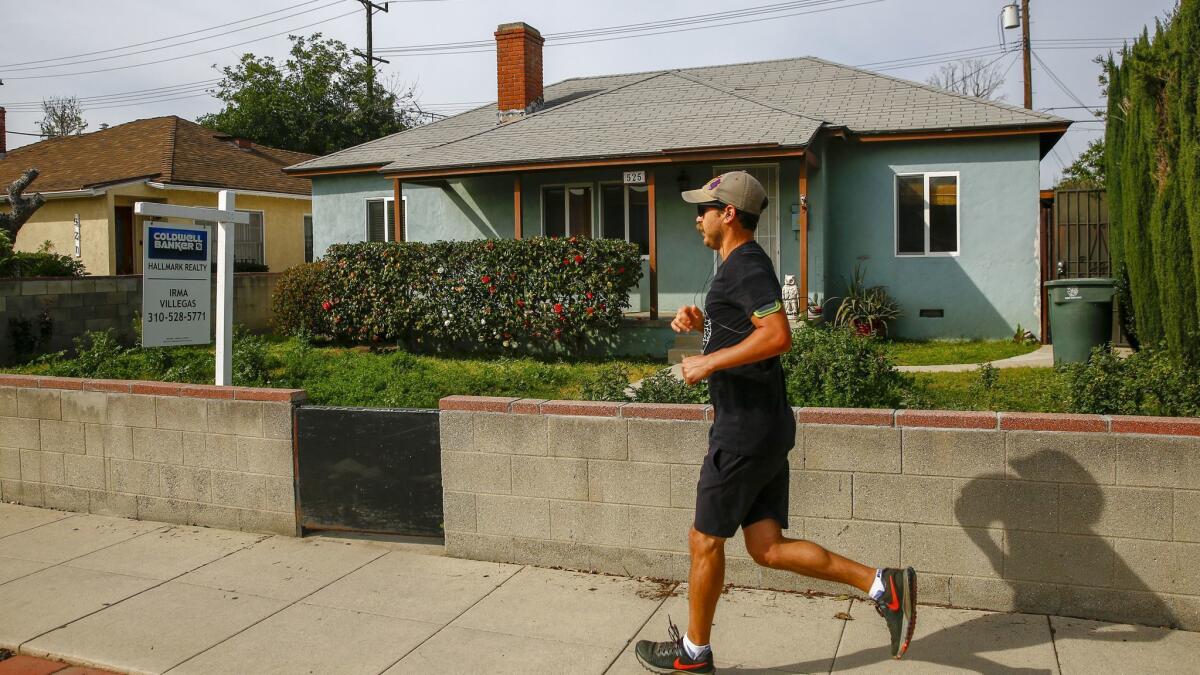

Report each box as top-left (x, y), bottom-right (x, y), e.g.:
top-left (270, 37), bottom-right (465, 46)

top-left (1, 0), bottom-right (1177, 186)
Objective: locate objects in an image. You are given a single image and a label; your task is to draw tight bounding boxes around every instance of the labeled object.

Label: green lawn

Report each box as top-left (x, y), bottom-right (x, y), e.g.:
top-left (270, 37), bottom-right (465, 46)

top-left (887, 339), bottom-right (1041, 366)
top-left (909, 367), bottom-right (1067, 413)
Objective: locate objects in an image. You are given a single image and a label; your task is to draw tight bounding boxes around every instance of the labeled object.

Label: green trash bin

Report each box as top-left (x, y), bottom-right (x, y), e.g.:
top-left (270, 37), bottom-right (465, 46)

top-left (1045, 278), bottom-right (1115, 364)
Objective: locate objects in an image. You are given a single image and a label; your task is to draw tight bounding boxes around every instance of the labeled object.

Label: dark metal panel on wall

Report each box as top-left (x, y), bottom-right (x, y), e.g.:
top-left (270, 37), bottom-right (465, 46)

top-left (295, 406), bottom-right (442, 537)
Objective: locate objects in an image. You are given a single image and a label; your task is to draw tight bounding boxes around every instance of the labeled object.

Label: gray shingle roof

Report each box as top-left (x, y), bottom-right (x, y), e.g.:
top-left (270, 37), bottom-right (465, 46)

top-left (286, 56), bottom-right (1068, 174)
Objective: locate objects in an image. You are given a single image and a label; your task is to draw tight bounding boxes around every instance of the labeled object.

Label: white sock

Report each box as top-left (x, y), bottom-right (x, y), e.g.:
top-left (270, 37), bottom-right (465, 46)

top-left (868, 568), bottom-right (886, 600)
top-left (683, 633), bottom-right (711, 660)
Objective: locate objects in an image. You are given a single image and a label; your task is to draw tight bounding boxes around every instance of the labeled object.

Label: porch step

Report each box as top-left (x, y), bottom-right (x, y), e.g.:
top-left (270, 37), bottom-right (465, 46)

top-left (667, 348), bottom-right (702, 364)
top-left (668, 332), bottom-right (704, 364)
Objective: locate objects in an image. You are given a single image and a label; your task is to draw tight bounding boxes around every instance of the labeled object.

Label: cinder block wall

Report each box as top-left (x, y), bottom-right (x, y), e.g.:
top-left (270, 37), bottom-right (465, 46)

top-left (0, 273), bottom-right (280, 364)
top-left (439, 396), bottom-right (1200, 630)
top-left (0, 374), bottom-right (304, 536)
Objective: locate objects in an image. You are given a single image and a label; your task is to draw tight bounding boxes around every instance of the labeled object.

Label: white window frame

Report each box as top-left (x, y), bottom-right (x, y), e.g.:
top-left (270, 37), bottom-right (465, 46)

top-left (894, 171), bottom-right (961, 258)
top-left (235, 209), bottom-right (267, 266)
top-left (598, 181), bottom-right (651, 259)
top-left (540, 183), bottom-right (594, 238)
top-left (365, 197), bottom-right (397, 242)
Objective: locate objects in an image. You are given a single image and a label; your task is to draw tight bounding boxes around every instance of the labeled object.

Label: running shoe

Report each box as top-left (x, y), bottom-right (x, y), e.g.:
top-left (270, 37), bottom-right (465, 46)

top-left (634, 617), bottom-right (715, 674)
top-left (874, 566), bottom-right (917, 659)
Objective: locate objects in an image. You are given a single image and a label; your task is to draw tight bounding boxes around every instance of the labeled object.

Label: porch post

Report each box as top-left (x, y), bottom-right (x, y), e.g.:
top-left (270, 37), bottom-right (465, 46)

top-left (798, 154), bottom-right (810, 315)
top-left (393, 178), bottom-right (405, 242)
top-left (648, 169), bottom-right (658, 320)
top-left (513, 176), bottom-right (522, 239)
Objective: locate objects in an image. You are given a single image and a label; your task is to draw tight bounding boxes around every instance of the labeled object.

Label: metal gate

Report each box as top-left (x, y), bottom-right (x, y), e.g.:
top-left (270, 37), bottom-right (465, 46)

top-left (1040, 189), bottom-right (1124, 344)
top-left (295, 406), bottom-right (443, 537)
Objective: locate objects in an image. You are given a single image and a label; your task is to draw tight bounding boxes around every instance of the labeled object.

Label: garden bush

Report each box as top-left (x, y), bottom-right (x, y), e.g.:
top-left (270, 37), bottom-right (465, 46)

top-left (316, 237), bottom-right (642, 355)
top-left (1060, 343), bottom-right (1200, 417)
top-left (272, 261), bottom-right (331, 339)
top-left (780, 325), bottom-right (911, 408)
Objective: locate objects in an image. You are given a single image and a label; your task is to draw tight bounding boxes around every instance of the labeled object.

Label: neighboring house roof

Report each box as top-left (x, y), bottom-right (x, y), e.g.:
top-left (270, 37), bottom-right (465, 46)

top-left (286, 56), bottom-right (1069, 176)
top-left (0, 116), bottom-right (316, 196)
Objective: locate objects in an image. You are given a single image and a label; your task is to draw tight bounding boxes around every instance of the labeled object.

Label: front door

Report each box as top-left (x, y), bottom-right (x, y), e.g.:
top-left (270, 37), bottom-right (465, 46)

top-left (114, 206), bottom-right (134, 275)
top-left (715, 164), bottom-right (780, 276)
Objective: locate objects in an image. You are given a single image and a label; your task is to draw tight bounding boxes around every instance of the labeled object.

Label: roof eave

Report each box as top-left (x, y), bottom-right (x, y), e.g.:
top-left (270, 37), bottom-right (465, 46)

top-left (379, 143), bottom-right (810, 181)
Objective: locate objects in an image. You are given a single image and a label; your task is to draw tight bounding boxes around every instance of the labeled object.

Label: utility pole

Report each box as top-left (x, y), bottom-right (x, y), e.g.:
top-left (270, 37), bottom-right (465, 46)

top-left (1021, 0), bottom-right (1032, 109)
top-left (353, 0), bottom-right (390, 116)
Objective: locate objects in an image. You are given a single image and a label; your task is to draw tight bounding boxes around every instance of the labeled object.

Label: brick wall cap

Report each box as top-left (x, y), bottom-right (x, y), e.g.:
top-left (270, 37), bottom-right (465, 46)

top-left (540, 399), bottom-right (624, 417)
top-left (895, 409), bottom-right (998, 429)
top-left (620, 402), bottom-right (707, 421)
top-left (0, 373), bottom-right (305, 402)
top-left (999, 411), bottom-right (1108, 432)
top-left (1109, 415), bottom-right (1200, 437)
top-left (439, 395), bottom-right (519, 412)
top-left (796, 407), bottom-right (894, 426)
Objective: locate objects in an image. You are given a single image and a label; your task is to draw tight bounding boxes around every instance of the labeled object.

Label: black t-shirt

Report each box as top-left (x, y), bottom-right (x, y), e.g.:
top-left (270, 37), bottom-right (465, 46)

top-left (702, 241), bottom-right (796, 456)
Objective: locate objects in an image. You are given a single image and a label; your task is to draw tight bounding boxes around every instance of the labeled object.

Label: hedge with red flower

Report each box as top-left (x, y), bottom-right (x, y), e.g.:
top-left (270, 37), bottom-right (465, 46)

top-left (274, 237), bottom-right (642, 354)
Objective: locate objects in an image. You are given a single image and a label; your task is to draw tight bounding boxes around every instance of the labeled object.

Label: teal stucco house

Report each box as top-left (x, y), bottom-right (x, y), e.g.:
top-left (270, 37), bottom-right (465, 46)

top-left (285, 22), bottom-right (1070, 341)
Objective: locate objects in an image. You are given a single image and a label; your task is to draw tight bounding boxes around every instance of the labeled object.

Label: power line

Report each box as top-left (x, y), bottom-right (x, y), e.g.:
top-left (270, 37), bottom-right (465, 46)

top-left (0, 0), bottom-right (330, 69)
top-left (1032, 50), bottom-right (1091, 110)
top-left (0, 0), bottom-right (347, 73)
top-left (376, 0), bottom-right (883, 55)
top-left (0, 7), bottom-right (360, 80)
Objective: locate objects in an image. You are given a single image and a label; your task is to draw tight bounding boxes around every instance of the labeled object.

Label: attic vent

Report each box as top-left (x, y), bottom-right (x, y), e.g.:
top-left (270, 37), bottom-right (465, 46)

top-left (919, 309), bottom-right (944, 318)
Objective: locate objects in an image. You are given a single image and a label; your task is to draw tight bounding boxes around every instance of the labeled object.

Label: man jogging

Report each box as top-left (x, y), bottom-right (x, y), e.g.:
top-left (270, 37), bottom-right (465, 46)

top-left (634, 171), bottom-right (917, 674)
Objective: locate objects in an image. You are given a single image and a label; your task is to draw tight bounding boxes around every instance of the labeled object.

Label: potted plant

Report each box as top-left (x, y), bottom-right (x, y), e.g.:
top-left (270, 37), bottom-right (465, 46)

top-left (833, 264), bottom-right (902, 336)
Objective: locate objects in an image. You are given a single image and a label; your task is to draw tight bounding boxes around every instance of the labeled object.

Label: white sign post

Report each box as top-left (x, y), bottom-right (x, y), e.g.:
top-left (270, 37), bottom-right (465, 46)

top-left (134, 194), bottom-right (249, 385)
top-left (142, 221), bottom-right (211, 347)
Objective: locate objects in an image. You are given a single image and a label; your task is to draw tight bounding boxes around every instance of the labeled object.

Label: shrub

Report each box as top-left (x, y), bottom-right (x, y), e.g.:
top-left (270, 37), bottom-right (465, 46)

top-left (321, 237), bottom-right (642, 355)
top-left (632, 367), bottom-right (710, 404)
top-left (234, 261), bottom-right (270, 273)
top-left (780, 325), bottom-right (910, 408)
top-left (1060, 343), bottom-right (1200, 416)
top-left (272, 261), bottom-right (331, 338)
top-left (0, 233), bottom-right (86, 278)
top-left (580, 364), bottom-right (633, 402)
top-left (832, 264), bottom-right (901, 336)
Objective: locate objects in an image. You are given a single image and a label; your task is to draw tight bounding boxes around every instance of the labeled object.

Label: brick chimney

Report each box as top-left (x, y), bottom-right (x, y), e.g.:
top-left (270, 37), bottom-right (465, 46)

top-left (234, 137), bottom-right (253, 150)
top-left (0, 107), bottom-right (7, 158)
top-left (494, 22), bottom-right (544, 123)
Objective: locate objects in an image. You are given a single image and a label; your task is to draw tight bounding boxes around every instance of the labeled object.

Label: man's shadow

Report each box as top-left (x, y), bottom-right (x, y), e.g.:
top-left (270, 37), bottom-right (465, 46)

top-left (733, 449), bottom-right (1174, 673)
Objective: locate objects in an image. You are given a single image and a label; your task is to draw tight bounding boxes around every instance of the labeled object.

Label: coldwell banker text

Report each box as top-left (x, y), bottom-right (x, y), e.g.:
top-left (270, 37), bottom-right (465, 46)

top-left (147, 226), bottom-right (208, 271)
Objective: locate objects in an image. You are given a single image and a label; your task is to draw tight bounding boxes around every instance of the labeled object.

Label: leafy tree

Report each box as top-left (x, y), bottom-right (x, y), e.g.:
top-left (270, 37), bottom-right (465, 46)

top-left (38, 96), bottom-right (88, 137)
top-left (1105, 1), bottom-right (1200, 361)
top-left (1055, 139), bottom-right (1106, 189)
top-left (198, 34), bottom-right (429, 156)
top-left (926, 58), bottom-right (1007, 100)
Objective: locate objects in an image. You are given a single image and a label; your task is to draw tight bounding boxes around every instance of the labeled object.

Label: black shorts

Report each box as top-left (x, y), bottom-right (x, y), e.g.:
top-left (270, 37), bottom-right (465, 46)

top-left (693, 446), bottom-right (790, 538)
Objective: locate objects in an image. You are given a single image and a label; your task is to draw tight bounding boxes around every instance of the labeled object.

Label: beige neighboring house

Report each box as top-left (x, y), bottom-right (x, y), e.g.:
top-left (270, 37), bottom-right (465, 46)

top-left (0, 114), bottom-right (316, 275)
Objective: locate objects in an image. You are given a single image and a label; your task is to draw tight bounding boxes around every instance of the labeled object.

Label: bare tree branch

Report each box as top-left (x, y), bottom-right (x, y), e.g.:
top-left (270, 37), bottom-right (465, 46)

top-left (926, 58), bottom-right (1008, 100)
top-left (0, 169), bottom-right (46, 238)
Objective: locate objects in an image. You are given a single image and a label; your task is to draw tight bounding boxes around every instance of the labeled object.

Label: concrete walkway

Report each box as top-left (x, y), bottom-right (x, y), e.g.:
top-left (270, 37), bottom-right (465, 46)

top-left (2, 503), bottom-right (1198, 675)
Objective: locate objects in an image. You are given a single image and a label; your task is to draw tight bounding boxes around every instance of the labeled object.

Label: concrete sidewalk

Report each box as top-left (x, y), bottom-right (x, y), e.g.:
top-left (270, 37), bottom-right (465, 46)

top-left (1, 503), bottom-right (1198, 674)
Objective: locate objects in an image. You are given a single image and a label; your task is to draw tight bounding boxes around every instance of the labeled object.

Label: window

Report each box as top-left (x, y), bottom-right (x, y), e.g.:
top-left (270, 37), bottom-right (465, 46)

top-left (303, 215), bottom-right (313, 262)
top-left (895, 172), bottom-right (959, 256)
top-left (542, 185), bottom-right (592, 238)
top-left (235, 210), bottom-right (265, 265)
top-left (600, 184), bottom-right (650, 255)
top-left (367, 198), bottom-right (394, 242)
top-left (366, 198), bottom-right (408, 242)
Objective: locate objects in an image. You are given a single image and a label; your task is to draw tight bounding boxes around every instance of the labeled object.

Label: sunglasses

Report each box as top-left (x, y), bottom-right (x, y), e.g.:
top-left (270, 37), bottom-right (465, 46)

top-left (697, 203), bottom-right (726, 217)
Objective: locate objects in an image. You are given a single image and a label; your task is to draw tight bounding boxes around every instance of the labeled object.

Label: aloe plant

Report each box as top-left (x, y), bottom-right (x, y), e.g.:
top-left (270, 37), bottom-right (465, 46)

top-left (833, 264), bottom-right (902, 336)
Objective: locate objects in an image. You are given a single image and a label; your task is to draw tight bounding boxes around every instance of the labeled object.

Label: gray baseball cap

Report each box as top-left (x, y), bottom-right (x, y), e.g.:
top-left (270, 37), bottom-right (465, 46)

top-left (681, 170), bottom-right (768, 216)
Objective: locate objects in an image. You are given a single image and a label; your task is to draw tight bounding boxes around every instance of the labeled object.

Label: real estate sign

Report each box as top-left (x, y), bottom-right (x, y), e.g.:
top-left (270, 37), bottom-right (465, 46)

top-left (142, 221), bottom-right (211, 347)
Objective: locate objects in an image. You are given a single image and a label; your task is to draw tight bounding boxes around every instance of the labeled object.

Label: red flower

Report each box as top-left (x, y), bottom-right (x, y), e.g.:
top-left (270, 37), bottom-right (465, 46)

top-left (586, 307), bottom-right (595, 315)
top-left (574, 255), bottom-right (584, 264)
top-left (489, 286), bottom-right (497, 294)
top-left (485, 241), bottom-right (495, 250)
top-left (516, 299), bottom-right (525, 308)
top-left (321, 301), bottom-right (332, 311)
top-left (568, 236), bottom-right (577, 243)
top-left (585, 292), bottom-right (593, 300)
top-left (617, 267), bottom-right (625, 274)
top-left (599, 303), bottom-right (606, 310)
top-left (553, 303), bottom-right (563, 314)
top-left (562, 257), bottom-right (570, 266)
top-left (481, 275), bottom-right (491, 284)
